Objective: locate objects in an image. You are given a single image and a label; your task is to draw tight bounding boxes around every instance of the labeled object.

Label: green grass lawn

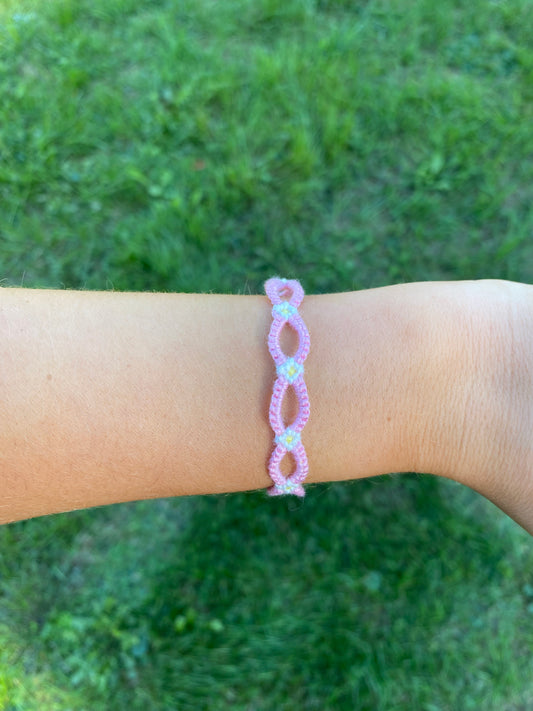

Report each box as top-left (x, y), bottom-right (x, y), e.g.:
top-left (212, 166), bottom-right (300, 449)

top-left (1, 0), bottom-right (533, 708)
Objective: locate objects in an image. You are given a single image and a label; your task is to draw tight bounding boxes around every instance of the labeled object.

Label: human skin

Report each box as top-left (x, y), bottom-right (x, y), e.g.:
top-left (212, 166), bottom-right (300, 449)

top-left (0, 279), bottom-right (531, 533)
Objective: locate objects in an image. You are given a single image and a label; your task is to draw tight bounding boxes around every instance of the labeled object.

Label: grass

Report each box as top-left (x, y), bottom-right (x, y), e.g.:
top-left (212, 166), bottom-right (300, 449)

top-left (0, 0), bottom-right (533, 708)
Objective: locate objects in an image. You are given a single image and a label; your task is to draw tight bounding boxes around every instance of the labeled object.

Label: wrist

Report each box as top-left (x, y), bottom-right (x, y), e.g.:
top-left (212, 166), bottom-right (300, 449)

top-left (303, 280), bottom-right (516, 490)
top-left (396, 278), bottom-right (533, 534)
top-left (434, 279), bottom-right (533, 531)
top-left (302, 281), bottom-right (459, 485)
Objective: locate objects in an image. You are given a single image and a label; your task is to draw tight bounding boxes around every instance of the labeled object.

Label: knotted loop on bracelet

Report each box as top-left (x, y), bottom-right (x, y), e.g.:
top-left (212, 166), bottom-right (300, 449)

top-left (265, 277), bottom-right (305, 309)
top-left (264, 277), bottom-right (310, 497)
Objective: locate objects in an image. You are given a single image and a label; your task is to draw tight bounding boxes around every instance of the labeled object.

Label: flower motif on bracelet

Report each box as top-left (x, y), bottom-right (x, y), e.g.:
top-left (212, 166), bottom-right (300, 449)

top-left (277, 357), bottom-right (303, 384)
top-left (275, 427), bottom-right (301, 452)
top-left (273, 479), bottom-right (299, 495)
top-left (273, 302), bottom-right (298, 321)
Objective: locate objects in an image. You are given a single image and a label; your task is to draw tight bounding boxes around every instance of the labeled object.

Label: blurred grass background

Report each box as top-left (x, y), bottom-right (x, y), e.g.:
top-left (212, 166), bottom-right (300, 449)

top-left (1, 0), bottom-right (533, 708)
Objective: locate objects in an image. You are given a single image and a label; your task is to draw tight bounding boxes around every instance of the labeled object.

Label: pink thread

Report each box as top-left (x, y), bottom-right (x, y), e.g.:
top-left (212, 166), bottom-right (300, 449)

top-left (264, 277), bottom-right (310, 497)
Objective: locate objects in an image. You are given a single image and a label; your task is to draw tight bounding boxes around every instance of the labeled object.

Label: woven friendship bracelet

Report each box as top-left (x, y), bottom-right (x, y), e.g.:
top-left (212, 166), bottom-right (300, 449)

top-left (264, 277), bottom-right (310, 497)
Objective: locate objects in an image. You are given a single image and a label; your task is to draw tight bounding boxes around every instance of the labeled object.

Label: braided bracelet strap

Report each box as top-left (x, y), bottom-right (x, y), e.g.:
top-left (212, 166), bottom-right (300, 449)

top-left (264, 277), bottom-right (310, 497)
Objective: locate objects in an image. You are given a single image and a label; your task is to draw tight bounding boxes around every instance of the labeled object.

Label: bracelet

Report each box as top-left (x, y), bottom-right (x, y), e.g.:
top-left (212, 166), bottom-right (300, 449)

top-left (264, 277), bottom-right (310, 497)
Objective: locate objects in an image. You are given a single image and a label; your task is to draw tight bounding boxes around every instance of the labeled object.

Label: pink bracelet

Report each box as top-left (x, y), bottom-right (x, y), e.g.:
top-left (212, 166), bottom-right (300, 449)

top-left (264, 277), bottom-right (310, 497)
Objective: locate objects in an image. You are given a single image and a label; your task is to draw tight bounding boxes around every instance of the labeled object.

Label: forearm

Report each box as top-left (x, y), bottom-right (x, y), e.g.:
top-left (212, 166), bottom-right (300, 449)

top-left (0, 283), bottom-right (422, 522)
top-left (0, 281), bottom-right (530, 529)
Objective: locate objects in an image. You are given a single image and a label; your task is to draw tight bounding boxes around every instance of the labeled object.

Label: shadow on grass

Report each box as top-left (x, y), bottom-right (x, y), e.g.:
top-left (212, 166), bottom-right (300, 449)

top-left (133, 474), bottom-right (512, 709)
top-left (0, 471), bottom-right (523, 710)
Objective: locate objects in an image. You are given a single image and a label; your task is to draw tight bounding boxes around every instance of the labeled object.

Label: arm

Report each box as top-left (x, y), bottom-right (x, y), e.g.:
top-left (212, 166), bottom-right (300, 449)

top-left (0, 280), bottom-right (531, 532)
